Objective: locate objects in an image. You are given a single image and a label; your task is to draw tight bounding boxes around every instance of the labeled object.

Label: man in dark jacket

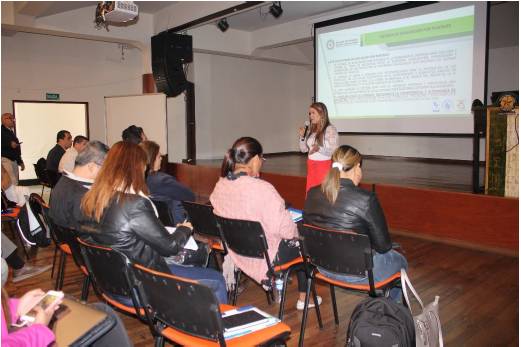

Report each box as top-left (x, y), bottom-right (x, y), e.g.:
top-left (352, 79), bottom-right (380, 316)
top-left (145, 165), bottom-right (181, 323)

top-left (46, 130), bottom-right (72, 172)
top-left (49, 140), bottom-right (109, 231)
top-left (1, 113), bottom-right (24, 184)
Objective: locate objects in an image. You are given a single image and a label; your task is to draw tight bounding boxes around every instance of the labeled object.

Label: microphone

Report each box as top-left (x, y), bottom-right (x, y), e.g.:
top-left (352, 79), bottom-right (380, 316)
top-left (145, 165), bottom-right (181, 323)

top-left (303, 120), bottom-right (310, 138)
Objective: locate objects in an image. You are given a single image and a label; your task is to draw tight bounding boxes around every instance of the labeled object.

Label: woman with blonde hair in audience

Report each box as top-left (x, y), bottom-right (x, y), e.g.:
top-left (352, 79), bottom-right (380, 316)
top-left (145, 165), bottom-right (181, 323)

top-left (303, 145), bottom-right (407, 302)
top-left (81, 141), bottom-right (227, 303)
top-left (210, 137), bottom-right (321, 310)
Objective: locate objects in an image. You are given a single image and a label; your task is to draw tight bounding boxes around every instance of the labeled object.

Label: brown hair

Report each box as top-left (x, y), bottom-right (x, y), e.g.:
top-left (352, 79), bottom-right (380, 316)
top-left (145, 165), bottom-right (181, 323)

top-left (139, 141), bottom-right (160, 174)
top-left (309, 102), bottom-right (331, 147)
top-left (81, 141), bottom-right (149, 222)
top-left (221, 137), bottom-right (263, 177)
top-left (321, 145), bottom-right (362, 204)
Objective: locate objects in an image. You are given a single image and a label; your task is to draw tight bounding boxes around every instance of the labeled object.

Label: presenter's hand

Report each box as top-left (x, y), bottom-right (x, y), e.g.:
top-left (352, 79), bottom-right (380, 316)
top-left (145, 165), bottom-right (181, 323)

top-left (20, 163), bottom-right (25, 171)
top-left (309, 145), bottom-right (319, 155)
top-left (10, 141), bottom-right (18, 149)
top-left (298, 127), bottom-right (306, 138)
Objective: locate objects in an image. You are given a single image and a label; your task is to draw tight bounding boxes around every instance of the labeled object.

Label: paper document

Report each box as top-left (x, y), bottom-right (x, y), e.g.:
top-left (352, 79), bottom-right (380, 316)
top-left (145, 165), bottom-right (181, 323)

top-left (184, 236), bottom-right (198, 250)
top-left (222, 306), bottom-right (279, 339)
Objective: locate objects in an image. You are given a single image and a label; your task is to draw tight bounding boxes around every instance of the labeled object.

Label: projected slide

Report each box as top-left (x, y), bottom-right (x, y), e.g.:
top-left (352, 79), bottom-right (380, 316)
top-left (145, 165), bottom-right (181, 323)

top-left (317, 6), bottom-right (475, 120)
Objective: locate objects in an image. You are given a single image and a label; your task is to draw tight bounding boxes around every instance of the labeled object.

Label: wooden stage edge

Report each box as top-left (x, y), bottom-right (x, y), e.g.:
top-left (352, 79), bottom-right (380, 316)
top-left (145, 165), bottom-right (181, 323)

top-left (169, 163), bottom-right (519, 257)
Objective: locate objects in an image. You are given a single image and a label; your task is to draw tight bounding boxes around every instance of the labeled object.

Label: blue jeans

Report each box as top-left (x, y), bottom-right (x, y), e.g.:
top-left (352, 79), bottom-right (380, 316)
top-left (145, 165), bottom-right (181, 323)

top-left (318, 250), bottom-right (407, 303)
top-left (168, 264), bottom-right (228, 304)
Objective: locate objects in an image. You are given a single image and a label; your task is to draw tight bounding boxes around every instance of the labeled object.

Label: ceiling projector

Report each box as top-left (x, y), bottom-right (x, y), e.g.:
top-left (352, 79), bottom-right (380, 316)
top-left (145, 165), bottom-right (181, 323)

top-left (104, 1), bottom-right (138, 22)
top-left (95, 1), bottom-right (138, 28)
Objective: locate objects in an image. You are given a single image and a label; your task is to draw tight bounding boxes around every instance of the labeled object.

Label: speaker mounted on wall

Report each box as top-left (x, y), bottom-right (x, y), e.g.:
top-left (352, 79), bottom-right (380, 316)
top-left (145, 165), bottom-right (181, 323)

top-left (152, 32), bottom-right (193, 97)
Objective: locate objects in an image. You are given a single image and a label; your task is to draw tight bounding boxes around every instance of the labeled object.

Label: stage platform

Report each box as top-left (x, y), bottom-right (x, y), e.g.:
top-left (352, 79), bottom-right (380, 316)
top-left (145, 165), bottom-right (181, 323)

top-left (196, 153), bottom-right (483, 193)
top-left (168, 154), bottom-right (517, 256)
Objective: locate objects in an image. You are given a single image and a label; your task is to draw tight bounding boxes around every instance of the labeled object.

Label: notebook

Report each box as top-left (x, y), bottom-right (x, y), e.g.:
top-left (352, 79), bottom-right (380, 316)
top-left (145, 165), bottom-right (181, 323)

top-left (288, 207), bottom-right (303, 223)
top-left (221, 306), bottom-right (279, 339)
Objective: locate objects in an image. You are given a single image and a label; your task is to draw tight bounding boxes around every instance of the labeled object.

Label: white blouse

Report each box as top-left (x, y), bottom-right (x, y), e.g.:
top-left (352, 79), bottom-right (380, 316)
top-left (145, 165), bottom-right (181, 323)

top-left (299, 125), bottom-right (339, 161)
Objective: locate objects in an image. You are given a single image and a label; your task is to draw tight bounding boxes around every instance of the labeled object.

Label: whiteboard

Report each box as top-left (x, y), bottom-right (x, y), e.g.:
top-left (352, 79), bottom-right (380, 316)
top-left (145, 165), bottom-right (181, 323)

top-left (14, 101), bottom-right (88, 181)
top-left (105, 94), bottom-right (167, 151)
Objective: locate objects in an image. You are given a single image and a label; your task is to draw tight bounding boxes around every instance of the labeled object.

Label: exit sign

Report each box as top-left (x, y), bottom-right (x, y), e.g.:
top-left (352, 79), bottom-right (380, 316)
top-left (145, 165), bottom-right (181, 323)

top-left (46, 93), bottom-right (60, 100)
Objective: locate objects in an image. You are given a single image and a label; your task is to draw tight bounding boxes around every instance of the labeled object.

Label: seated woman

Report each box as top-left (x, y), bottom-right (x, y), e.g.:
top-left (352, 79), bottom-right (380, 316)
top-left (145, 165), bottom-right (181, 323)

top-left (303, 145), bottom-right (407, 302)
top-left (210, 137), bottom-right (320, 310)
top-left (80, 141), bottom-right (227, 304)
top-left (140, 141), bottom-right (195, 224)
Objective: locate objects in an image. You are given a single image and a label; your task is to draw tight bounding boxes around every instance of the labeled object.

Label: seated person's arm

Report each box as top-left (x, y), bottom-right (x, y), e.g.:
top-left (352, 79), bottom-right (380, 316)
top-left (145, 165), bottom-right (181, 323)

top-left (364, 194), bottom-right (392, 253)
top-left (130, 199), bottom-right (191, 256)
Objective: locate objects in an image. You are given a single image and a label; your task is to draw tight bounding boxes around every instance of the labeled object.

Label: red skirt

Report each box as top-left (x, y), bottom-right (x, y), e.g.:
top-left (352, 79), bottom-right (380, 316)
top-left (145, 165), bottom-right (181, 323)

top-left (306, 159), bottom-right (332, 193)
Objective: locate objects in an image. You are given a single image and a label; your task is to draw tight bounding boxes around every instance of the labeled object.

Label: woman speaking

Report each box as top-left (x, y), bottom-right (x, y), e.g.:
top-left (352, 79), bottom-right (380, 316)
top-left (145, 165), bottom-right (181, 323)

top-left (298, 102), bottom-right (338, 193)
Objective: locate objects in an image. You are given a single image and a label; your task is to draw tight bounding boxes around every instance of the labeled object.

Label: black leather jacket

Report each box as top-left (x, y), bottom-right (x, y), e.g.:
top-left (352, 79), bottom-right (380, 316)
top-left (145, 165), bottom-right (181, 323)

top-left (303, 178), bottom-right (392, 253)
top-left (80, 193), bottom-right (191, 273)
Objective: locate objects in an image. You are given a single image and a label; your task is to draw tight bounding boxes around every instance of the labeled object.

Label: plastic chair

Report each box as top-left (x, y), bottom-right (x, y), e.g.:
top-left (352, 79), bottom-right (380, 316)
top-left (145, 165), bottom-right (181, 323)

top-left (214, 215), bottom-right (311, 320)
top-left (77, 237), bottom-right (145, 319)
top-left (297, 224), bottom-right (402, 346)
top-left (41, 206), bottom-right (91, 300)
top-left (151, 199), bottom-right (175, 227)
top-left (33, 158), bottom-right (53, 195)
top-left (127, 262), bottom-right (291, 347)
top-left (183, 201), bottom-right (227, 266)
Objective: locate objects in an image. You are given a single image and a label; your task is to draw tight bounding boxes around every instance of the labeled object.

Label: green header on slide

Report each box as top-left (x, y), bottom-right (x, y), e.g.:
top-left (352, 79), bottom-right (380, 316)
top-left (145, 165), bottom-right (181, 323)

top-left (361, 15), bottom-right (474, 46)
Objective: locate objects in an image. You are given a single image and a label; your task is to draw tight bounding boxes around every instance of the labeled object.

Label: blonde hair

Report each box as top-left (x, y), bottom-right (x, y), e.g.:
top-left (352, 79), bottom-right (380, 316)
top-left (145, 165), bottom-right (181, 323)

top-left (321, 145), bottom-right (362, 204)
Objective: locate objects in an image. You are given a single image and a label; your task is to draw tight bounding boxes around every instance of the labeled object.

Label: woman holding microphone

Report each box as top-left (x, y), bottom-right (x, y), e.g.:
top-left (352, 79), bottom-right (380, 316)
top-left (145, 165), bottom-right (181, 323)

top-left (299, 102), bottom-right (339, 193)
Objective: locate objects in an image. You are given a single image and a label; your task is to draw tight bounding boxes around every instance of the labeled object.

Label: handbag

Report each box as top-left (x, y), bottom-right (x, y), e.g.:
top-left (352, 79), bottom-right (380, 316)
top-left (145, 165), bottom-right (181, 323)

top-left (401, 269), bottom-right (443, 347)
top-left (165, 241), bottom-right (210, 267)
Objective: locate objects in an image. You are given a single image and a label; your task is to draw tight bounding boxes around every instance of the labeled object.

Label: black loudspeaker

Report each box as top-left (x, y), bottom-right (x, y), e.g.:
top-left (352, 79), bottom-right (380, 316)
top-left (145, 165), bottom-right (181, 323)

top-left (152, 32), bottom-right (193, 97)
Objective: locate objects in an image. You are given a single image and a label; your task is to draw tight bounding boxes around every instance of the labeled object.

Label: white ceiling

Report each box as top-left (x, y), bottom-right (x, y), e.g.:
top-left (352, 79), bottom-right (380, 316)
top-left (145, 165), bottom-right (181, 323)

top-left (20, 1), bottom-right (174, 17)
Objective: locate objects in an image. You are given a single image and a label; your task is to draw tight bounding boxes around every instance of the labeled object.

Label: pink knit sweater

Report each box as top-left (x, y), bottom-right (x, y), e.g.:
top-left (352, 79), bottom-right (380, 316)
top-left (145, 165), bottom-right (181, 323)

top-left (210, 176), bottom-right (297, 284)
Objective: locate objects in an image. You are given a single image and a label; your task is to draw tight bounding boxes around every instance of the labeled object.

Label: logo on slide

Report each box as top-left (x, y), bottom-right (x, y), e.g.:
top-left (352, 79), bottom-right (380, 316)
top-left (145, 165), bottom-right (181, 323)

top-left (432, 101), bottom-right (440, 112)
top-left (327, 40), bottom-right (335, 50)
top-left (456, 100), bottom-right (465, 111)
top-left (442, 99), bottom-right (453, 112)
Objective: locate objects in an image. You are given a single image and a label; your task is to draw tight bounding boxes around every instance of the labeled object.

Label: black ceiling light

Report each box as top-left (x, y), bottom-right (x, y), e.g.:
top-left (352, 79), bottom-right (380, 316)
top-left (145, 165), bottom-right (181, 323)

top-left (217, 18), bottom-right (229, 32)
top-left (269, 2), bottom-right (283, 18)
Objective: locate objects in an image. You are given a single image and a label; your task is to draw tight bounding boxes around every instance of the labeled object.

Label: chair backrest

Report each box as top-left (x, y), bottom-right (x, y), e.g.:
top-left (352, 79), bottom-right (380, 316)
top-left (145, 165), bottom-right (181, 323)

top-left (77, 238), bottom-right (134, 299)
top-left (214, 215), bottom-right (273, 277)
top-left (129, 263), bottom-right (225, 345)
top-left (298, 224), bottom-right (373, 278)
top-left (151, 199), bottom-right (174, 227)
top-left (28, 193), bottom-right (50, 236)
top-left (42, 208), bottom-right (86, 271)
top-left (182, 201), bottom-right (221, 239)
top-left (46, 170), bottom-right (61, 187)
top-left (34, 158), bottom-right (50, 186)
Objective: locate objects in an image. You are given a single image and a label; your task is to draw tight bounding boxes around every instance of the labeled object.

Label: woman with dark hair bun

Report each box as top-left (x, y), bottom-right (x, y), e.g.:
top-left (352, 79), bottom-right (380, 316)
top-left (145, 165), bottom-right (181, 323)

top-left (211, 137), bottom-right (321, 310)
top-left (303, 145), bottom-right (407, 303)
top-left (298, 102), bottom-right (339, 193)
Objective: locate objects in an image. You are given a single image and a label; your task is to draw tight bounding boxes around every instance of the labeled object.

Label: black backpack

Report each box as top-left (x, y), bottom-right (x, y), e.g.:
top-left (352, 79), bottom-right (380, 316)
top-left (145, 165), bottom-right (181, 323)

top-left (347, 296), bottom-right (415, 347)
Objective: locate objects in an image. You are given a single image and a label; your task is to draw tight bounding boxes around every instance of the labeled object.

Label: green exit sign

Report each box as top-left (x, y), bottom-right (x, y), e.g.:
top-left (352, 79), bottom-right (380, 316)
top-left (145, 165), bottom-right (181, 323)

top-left (46, 93), bottom-right (60, 100)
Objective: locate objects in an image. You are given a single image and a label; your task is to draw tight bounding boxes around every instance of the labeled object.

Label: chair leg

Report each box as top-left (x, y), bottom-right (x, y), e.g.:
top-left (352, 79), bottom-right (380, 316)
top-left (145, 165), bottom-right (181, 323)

top-left (231, 270), bottom-right (241, 305)
top-left (55, 252), bottom-right (66, 290)
top-left (330, 284), bottom-right (339, 325)
top-left (278, 270), bottom-right (291, 320)
top-left (50, 245), bottom-right (58, 279)
top-left (81, 275), bottom-right (90, 301)
top-left (154, 335), bottom-right (164, 347)
top-left (311, 280), bottom-right (323, 329)
top-left (298, 277), bottom-right (313, 347)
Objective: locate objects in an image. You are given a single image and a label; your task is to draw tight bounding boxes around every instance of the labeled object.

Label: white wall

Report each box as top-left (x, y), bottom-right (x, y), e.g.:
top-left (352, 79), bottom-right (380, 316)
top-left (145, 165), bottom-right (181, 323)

top-left (192, 52), bottom-right (311, 159)
top-left (1, 32), bottom-right (143, 142)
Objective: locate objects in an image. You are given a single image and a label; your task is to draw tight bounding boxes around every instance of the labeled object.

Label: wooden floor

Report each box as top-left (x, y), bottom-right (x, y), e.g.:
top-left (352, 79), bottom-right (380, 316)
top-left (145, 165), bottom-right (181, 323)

top-left (197, 153), bottom-right (484, 193)
top-left (4, 232), bottom-right (517, 346)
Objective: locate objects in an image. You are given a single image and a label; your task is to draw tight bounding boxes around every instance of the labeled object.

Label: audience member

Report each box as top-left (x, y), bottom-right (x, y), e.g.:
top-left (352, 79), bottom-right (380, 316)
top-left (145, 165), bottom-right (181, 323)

top-left (46, 131), bottom-right (72, 184)
top-left (1, 113), bottom-right (24, 185)
top-left (49, 141), bottom-right (109, 231)
top-left (121, 125), bottom-right (146, 145)
top-left (80, 141), bottom-right (227, 303)
top-left (1, 258), bottom-right (133, 347)
top-left (210, 137), bottom-right (319, 310)
top-left (140, 141), bottom-right (195, 223)
top-left (298, 102), bottom-right (338, 193)
top-left (303, 145), bottom-right (407, 303)
top-left (58, 135), bottom-right (88, 173)
top-left (2, 166), bottom-right (29, 207)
